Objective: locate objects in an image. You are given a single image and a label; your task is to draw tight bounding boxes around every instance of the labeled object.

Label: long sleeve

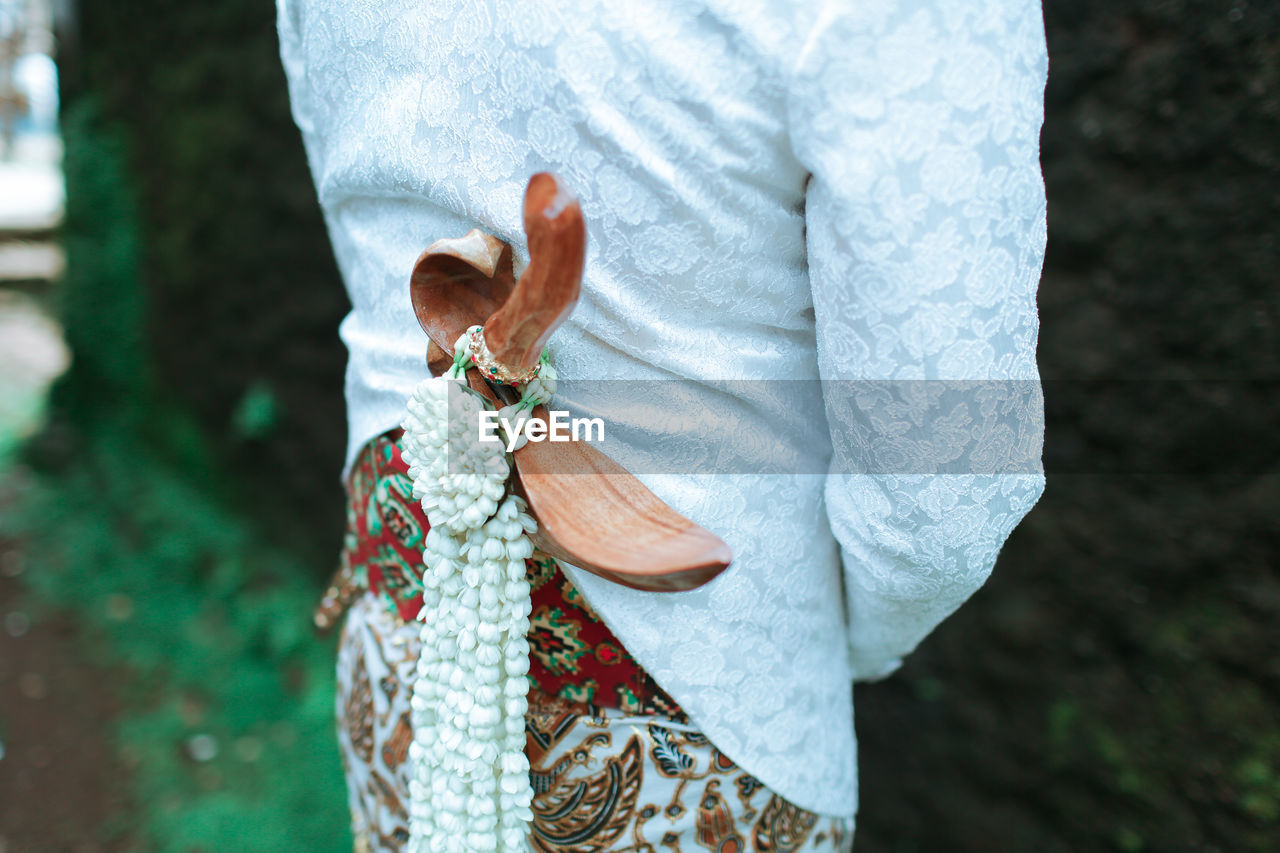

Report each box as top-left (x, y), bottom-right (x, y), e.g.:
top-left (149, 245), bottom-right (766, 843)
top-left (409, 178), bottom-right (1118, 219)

top-left (276, 0), bottom-right (320, 170)
top-left (788, 1), bottom-right (1050, 681)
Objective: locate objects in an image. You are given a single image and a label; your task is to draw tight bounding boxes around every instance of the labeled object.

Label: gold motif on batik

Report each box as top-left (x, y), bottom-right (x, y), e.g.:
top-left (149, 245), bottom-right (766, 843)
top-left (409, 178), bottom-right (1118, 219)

top-left (529, 605), bottom-right (591, 675)
top-left (529, 734), bottom-right (644, 852)
top-left (752, 796), bottom-right (820, 853)
top-left (337, 585), bottom-right (854, 853)
top-left (558, 574), bottom-right (601, 619)
top-left (345, 651), bottom-right (375, 764)
top-left (695, 779), bottom-right (742, 852)
top-left (379, 712), bottom-right (413, 771)
top-left (527, 552), bottom-right (559, 590)
top-left (557, 678), bottom-right (602, 707)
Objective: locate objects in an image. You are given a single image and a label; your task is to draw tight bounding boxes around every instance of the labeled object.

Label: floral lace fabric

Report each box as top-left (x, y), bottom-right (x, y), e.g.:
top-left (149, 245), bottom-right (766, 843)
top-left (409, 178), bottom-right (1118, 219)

top-left (278, 0), bottom-right (1049, 817)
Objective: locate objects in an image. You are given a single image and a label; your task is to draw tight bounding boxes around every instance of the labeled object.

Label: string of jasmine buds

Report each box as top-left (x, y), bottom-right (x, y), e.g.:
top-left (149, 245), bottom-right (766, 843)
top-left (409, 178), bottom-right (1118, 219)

top-left (399, 327), bottom-right (554, 853)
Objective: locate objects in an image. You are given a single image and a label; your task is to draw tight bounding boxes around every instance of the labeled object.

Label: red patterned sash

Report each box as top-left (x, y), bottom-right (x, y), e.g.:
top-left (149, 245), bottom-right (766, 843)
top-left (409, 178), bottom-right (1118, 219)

top-left (338, 431), bottom-right (682, 717)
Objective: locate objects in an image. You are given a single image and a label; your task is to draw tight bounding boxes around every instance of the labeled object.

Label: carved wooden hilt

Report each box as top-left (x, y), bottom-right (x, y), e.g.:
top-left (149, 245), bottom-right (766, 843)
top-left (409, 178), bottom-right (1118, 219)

top-left (408, 174), bottom-right (731, 592)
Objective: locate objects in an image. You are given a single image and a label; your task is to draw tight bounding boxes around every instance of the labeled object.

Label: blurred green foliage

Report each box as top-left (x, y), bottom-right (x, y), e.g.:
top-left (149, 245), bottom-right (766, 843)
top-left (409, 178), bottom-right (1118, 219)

top-left (231, 380), bottom-right (282, 442)
top-left (6, 431), bottom-right (350, 851)
top-left (54, 100), bottom-right (146, 415)
top-left (4, 69), bottom-right (349, 850)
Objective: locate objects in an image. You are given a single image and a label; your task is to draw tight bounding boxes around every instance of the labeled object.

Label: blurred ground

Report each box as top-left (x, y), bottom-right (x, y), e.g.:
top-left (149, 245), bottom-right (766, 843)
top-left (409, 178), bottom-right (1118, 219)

top-left (0, 98), bottom-right (129, 851)
top-left (0, 275), bottom-right (349, 852)
top-left (0, 523), bottom-right (134, 853)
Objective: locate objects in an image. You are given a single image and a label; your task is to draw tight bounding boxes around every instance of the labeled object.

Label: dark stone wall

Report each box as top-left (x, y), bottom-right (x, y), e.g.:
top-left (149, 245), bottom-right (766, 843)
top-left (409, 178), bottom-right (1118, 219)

top-left (855, 2), bottom-right (1279, 851)
top-left (58, 0), bottom-right (350, 563)
top-left (1042, 0), bottom-right (1276, 380)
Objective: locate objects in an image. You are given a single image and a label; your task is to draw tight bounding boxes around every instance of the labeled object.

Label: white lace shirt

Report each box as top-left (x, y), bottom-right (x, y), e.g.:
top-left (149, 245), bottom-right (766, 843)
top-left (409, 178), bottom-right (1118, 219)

top-left (277, 0), bottom-right (1049, 818)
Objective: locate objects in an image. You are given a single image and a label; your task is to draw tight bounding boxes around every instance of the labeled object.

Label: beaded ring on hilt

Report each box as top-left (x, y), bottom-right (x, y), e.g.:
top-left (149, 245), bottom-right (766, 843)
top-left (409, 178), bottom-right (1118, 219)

top-left (465, 325), bottom-right (543, 387)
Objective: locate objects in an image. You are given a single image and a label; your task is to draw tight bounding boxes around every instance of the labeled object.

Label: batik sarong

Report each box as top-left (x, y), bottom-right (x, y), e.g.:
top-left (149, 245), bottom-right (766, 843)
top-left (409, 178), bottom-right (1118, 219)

top-left (336, 591), bottom-right (854, 852)
top-left (331, 431), bottom-right (854, 850)
top-left (336, 430), bottom-right (684, 715)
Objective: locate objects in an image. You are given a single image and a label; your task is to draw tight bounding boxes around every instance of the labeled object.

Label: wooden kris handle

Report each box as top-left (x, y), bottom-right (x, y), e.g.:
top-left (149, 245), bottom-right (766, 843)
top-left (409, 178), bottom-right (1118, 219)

top-left (406, 173), bottom-right (733, 592)
top-left (482, 173), bottom-right (585, 371)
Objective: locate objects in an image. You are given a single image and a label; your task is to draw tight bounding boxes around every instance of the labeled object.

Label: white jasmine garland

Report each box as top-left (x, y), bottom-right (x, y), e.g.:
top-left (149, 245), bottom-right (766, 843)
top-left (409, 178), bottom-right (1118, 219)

top-left (399, 328), bottom-right (547, 853)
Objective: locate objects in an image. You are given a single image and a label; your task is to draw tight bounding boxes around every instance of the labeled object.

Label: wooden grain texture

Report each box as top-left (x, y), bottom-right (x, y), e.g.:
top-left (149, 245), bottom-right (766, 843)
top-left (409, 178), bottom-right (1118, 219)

top-left (483, 172), bottom-right (585, 371)
top-left (408, 173), bottom-right (731, 592)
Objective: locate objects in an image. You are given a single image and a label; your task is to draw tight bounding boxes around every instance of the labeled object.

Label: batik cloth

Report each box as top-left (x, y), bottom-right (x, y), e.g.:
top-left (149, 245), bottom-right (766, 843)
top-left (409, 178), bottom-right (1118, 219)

top-left (337, 591), bottom-right (854, 853)
top-left (338, 430), bottom-right (681, 715)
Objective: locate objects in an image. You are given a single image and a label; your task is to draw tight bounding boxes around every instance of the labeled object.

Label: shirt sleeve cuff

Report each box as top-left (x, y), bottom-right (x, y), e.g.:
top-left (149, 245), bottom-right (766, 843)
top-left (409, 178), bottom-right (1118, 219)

top-left (851, 655), bottom-right (904, 684)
